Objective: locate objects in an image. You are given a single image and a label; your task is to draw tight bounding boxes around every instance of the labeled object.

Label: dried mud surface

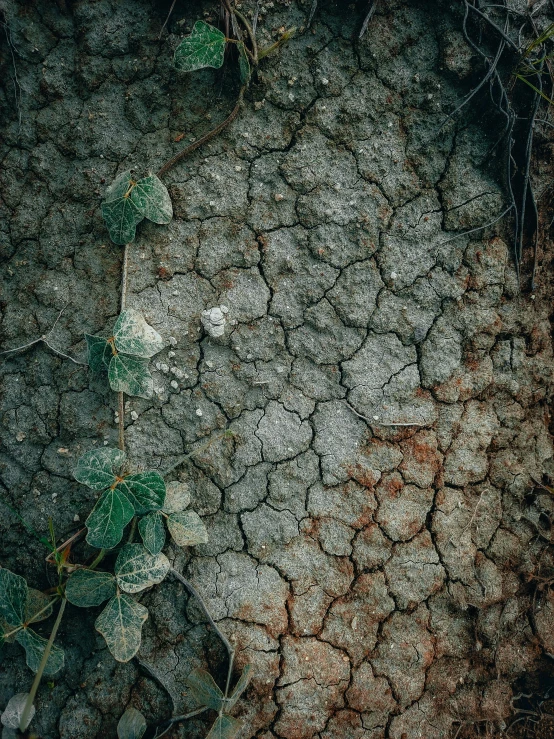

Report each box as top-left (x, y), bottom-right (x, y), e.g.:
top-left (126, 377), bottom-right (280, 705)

top-left (1, 1), bottom-right (554, 738)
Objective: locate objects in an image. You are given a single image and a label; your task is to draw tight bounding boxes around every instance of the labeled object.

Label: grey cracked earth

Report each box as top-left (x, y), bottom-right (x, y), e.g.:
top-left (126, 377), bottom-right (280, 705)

top-left (1, 1), bottom-right (554, 737)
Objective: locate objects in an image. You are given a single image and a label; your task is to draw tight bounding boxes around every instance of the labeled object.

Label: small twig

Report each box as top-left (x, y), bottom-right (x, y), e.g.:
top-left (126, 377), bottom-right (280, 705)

top-left (359, 0), bottom-right (377, 39)
top-left (153, 707), bottom-right (209, 739)
top-left (343, 400), bottom-right (426, 427)
top-left (0, 304), bottom-right (87, 365)
top-left (45, 528), bottom-right (85, 563)
top-left (158, 0), bottom-right (177, 39)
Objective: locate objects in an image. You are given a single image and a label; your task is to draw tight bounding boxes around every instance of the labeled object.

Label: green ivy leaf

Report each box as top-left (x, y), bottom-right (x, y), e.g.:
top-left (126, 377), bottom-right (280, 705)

top-left (130, 175), bottom-right (173, 225)
top-left (167, 511), bottom-right (208, 547)
top-left (117, 472), bottom-right (166, 515)
top-left (25, 589), bottom-right (54, 625)
top-left (85, 334), bottom-right (112, 373)
top-left (108, 354), bottom-right (153, 399)
top-left (85, 488), bottom-right (135, 550)
top-left (238, 42), bottom-right (250, 84)
top-left (16, 628), bottom-right (64, 675)
top-left (174, 21), bottom-right (226, 73)
top-left (95, 592), bottom-right (148, 663)
top-left (138, 512), bottom-right (165, 555)
top-left (117, 707), bottom-right (147, 739)
top-left (74, 448), bottom-right (125, 491)
top-left (163, 481), bottom-right (191, 514)
top-left (227, 664), bottom-right (253, 709)
top-left (101, 197), bottom-right (143, 246)
top-left (185, 668), bottom-right (224, 711)
top-left (113, 309), bottom-right (164, 358)
top-left (206, 714), bottom-right (243, 739)
top-left (65, 570), bottom-right (117, 608)
top-left (115, 544), bottom-right (170, 595)
top-left (105, 171), bottom-right (134, 200)
top-left (0, 569), bottom-right (27, 627)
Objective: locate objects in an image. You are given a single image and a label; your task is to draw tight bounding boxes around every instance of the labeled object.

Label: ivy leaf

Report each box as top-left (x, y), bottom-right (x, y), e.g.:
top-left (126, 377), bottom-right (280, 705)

top-left (117, 707), bottom-right (147, 739)
top-left (113, 309), bottom-right (164, 358)
top-left (105, 171), bottom-right (134, 201)
top-left (25, 589), bottom-right (54, 625)
top-left (1, 693), bottom-right (35, 731)
top-left (101, 197), bottom-right (143, 246)
top-left (163, 481), bottom-right (191, 514)
top-left (16, 628), bottom-right (64, 675)
top-left (95, 592), bottom-right (148, 662)
top-left (0, 569), bottom-right (27, 627)
top-left (167, 511), bottom-right (208, 547)
top-left (238, 42), bottom-right (251, 84)
top-left (74, 448), bottom-right (125, 491)
top-left (85, 334), bottom-right (112, 373)
top-left (117, 472), bottom-right (166, 515)
top-left (138, 512), bottom-right (165, 555)
top-left (85, 488), bottom-right (135, 550)
top-left (108, 354), bottom-right (153, 399)
top-left (65, 570), bottom-right (117, 608)
top-left (227, 664), bottom-right (253, 709)
top-left (185, 668), bottom-right (224, 711)
top-left (174, 21), bottom-right (226, 73)
top-left (115, 544), bottom-right (170, 594)
top-left (206, 715), bottom-right (243, 739)
top-left (130, 175), bottom-right (173, 225)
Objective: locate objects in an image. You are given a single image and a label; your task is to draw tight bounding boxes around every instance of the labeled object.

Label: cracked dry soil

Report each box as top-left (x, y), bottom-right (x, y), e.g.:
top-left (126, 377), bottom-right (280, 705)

top-left (2, 1), bottom-right (554, 737)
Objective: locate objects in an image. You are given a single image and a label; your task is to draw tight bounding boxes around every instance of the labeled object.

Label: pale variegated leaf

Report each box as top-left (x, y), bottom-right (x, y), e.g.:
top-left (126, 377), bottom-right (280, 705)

top-left (117, 707), bottom-right (147, 739)
top-left (113, 309), bottom-right (164, 358)
top-left (1, 693), bottom-right (35, 731)
top-left (167, 511), bottom-right (208, 547)
top-left (115, 544), bottom-right (170, 594)
top-left (108, 354), bottom-right (153, 399)
top-left (163, 481), bottom-right (191, 514)
top-left (95, 593), bottom-right (148, 663)
top-left (101, 196), bottom-right (142, 246)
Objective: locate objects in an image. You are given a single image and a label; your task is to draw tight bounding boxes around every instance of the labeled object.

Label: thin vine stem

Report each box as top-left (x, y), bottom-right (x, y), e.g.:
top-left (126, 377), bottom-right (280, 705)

top-left (20, 598), bottom-right (67, 732)
top-left (157, 87), bottom-right (245, 178)
top-left (118, 241), bottom-right (129, 453)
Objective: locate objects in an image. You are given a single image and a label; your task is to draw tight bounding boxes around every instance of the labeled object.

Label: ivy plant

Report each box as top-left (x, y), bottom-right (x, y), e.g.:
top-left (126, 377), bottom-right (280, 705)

top-left (0, 2), bottom-right (300, 734)
top-left (85, 308), bottom-right (164, 399)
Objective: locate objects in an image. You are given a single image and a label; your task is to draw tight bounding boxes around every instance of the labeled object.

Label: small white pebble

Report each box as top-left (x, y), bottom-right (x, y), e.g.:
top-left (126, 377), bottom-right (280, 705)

top-left (235, 165), bottom-right (242, 172)
top-left (130, 411), bottom-right (139, 421)
top-left (373, 415), bottom-right (380, 420)
top-left (168, 336), bottom-right (177, 346)
top-left (196, 408), bottom-right (203, 417)
top-left (168, 351), bottom-right (175, 358)
top-left (390, 272), bottom-right (397, 279)
top-left (170, 380), bottom-right (179, 389)
top-left (321, 77), bottom-right (329, 85)
top-left (274, 193), bottom-right (284, 202)
top-left (74, 514), bottom-right (80, 522)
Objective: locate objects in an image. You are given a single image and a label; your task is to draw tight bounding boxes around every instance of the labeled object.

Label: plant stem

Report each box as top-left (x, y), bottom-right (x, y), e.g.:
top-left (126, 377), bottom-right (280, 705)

top-left (258, 27), bottom-right (296, 59)
top-left (20, 598), bottom-right (67, 732)
top-left (88, 548), bottom-right (106, 570)
top-left (170, 568), bottom-right (235, 696)
top-left (118, 241), bottom-right (129, 453)
top-left (157, 88), bottom-right (245, 178)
